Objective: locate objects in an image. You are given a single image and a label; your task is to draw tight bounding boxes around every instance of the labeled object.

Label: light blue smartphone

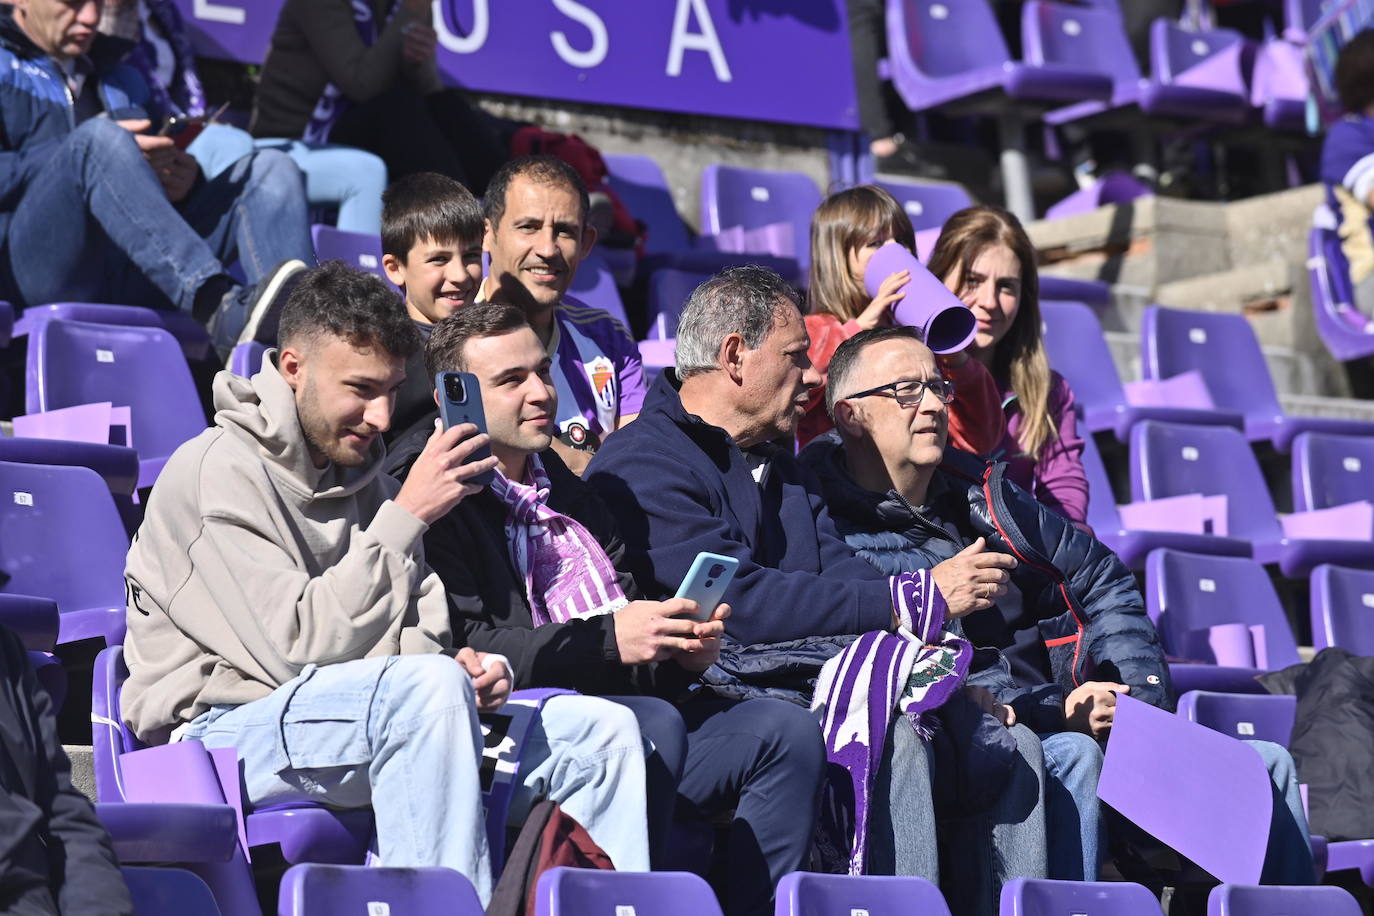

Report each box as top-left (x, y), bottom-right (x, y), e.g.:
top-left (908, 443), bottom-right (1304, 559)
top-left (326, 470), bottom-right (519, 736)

top-left (673, 552), bottom-right (739, 623)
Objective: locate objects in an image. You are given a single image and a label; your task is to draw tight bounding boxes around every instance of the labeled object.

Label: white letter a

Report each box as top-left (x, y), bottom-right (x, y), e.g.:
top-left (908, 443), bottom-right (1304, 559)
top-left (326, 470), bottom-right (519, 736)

top-left (667, 0), bottom-right (732, 83)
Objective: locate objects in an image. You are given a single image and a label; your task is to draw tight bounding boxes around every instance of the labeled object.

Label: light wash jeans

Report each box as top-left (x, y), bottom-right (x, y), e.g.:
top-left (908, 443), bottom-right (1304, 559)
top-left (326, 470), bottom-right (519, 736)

top-left (181, 654), bottom-right (650, 905)
top-left (189, 125), bottom-right (387, 235)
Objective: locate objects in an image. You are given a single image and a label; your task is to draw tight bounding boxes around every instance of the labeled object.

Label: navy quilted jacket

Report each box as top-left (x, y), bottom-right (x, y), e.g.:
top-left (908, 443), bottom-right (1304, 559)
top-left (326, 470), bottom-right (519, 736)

top-left (801, 434), bottom-right (1173, 731)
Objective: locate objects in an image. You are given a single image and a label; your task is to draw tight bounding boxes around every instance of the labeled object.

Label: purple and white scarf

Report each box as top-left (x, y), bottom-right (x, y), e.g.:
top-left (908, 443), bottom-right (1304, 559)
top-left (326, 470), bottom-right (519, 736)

top-left (303, 0), bottom-right (397, 142)
top-left (489, 454), bottom-right (628, 626)
top-left (811, 570), bottom-right (972, 875)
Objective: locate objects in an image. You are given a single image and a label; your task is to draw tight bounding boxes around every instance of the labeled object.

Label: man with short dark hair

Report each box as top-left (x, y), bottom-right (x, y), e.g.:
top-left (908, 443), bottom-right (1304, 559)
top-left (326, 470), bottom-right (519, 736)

top-left (122, 262), bottom-right (652, 901)
top-left (414, 302), bottom-right (826, 915)
top-left (481, 155), bottom-right (644, 474)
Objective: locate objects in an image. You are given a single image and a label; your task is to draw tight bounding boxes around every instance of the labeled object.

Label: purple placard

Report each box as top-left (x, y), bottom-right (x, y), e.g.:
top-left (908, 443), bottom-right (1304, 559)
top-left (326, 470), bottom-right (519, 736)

top-left (171, 0), bottom-right (859, 130)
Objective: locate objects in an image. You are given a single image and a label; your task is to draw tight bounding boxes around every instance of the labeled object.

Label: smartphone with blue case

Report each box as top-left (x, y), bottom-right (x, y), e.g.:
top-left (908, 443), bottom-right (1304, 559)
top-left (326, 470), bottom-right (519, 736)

top-left (673, 552), bottom-right (739, 622)
top-left (434, 371), bottom-right (495, 486)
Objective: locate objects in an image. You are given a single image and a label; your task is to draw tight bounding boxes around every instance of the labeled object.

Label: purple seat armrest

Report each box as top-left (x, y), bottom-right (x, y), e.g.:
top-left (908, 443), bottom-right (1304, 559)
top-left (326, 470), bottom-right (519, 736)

top-left (97, 802), bottom-right (240, 864)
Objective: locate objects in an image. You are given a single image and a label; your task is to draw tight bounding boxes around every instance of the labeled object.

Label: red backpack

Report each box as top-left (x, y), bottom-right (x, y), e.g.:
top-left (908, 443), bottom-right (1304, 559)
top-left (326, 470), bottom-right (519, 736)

top-left (486, 799), bottom-right (615, 916)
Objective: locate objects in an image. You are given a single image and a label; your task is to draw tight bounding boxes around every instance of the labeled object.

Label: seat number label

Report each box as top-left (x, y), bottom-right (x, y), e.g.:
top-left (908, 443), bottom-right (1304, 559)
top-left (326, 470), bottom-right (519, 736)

top-left (13, 491), bottom-right (33, 507)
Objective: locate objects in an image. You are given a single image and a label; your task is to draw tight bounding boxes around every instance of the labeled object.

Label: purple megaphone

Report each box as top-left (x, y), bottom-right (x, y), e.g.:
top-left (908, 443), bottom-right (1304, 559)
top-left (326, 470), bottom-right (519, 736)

top-left (863, 242), bottom-right (976, 354)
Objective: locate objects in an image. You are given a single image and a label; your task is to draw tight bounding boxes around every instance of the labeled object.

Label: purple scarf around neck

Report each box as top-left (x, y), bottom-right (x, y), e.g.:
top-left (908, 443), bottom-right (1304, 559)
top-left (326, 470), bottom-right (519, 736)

top-left (489, 453), bottom-right (628, 626)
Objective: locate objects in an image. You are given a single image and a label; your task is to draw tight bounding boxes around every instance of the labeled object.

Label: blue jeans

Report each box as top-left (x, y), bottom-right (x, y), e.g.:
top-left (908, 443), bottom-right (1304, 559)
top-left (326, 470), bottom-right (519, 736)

top-left (1250, 739), bottom-right (1316, 886)
top-left (3, 118), bottom-right (313, 312)
top-left (1041, 731), bottom-right (1105, 881)
top-left (190, 126), bottom-right (387, 235)
top-left (181, 655), bottom-right (650, 905)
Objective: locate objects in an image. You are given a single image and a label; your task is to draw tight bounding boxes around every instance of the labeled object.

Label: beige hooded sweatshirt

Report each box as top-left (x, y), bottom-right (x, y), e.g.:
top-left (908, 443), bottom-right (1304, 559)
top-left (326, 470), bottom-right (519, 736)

top-left (122, 355), bottom-right (453, 745)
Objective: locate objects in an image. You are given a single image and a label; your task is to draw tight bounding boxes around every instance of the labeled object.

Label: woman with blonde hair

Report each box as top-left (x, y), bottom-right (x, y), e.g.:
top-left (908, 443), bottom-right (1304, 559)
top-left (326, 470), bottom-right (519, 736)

top-left (927, 205), bottom-right (1088, 525)
top-left (800, 185), bottom-right (1004, 452)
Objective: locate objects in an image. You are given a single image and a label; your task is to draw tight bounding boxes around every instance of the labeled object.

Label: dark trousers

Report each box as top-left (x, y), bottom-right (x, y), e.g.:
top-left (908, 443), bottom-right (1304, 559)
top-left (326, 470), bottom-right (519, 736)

top-left (331, 86), bottom-right (510, 196)
top-left (845, 0), bottom-right (898, 140)
top-left (615, 695), bottom-right (825, 916)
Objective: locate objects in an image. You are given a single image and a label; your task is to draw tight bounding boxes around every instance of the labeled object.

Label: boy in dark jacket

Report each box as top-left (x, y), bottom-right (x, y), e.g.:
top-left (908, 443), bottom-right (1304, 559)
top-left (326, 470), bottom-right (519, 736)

top-left (802, 326), bottom-right (1315, 885)
top-left (408, 302), bottom-right (825, 916)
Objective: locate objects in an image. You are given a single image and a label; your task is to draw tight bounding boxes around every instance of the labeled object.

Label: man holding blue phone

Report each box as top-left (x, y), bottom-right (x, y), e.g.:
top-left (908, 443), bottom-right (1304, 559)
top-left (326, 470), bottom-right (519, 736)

top-left (408, 302), bottom-right (826, 916)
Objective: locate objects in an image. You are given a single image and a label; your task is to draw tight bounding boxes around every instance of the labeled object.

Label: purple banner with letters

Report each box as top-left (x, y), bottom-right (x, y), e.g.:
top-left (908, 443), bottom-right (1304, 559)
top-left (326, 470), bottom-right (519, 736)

top-left (171, 0), bottom-right (859, 130)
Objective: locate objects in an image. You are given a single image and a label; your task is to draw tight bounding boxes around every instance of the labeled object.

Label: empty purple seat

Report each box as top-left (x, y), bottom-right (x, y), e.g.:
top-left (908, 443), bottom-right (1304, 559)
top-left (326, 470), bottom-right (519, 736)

top-left (311, 225), bottom-right (388, 283)
top-left (775, 872), bottom-right (950, 916)
top-left (1045, 171), bottom-right (1153, 220)
top-left (0, 594), bottom-right (60, 652)
top-left (0, 438), bottom-right (140, 496)
top-left (279, 864), bottom-right (484, 916)
top-left (27, 318), bottom-right (208, 487)
top-left (1177, 690), bottom-right (1296, 745)
top-left (999, 877), bottom-right (1163, 915)
top-left (1291, 431), bottom-right (1374, 512)
top-left (1310, 564), bottom-right (1374, 655)
top-left (1142, 305), bottom-right (1374, 451)
top-left (699, 165), bottom-right (821, 273)
top-left (1083, 433), bottom-right (1250, 571)
top-left (1041, 300), bottom-right (1243, 441)
top-left (1132, 421), bottom-right (1374, 576)
top-left (647, 268), bottom-right (712, 340)
top-left (100, 803), bottom-right (241, 868)
top-left (122, 866), bottom-right (223, 914)
top-left (567, 252), bottom-right (631, 329)
top-left (0, 461), bottom-right (128, 646)
top-left (1039, 274), bottom-right (1111, 305)
top-left (1207, 882), bottom-right (1362, 915)
top-left (873, 179), bottom-right (972, 233)
top-left (1307, 227), bottom-right (1374, 362)
top-left (534, 867), bottom-right (723, 916)
top-left (229, 341), bottom-right (267, 379)
top-left (603, 153), bottom-right (692, 256)
top-left (12, 302), bottom-right (213, 363)
top-left (1251, 38), bottom-right (1309, 132)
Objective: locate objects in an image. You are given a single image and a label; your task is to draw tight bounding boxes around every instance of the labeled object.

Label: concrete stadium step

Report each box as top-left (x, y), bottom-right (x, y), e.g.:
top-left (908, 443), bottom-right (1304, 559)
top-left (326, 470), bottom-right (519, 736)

top-left (65, 744), bottom-right (96, 803)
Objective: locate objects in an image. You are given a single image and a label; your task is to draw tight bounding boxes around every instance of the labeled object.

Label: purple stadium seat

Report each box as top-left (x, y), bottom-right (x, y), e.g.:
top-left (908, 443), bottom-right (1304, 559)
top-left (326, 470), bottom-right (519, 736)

top-left (0, 438), bottom-right (140, 497)
top-left (1283, 0), bottom-right (1326, 43)
top-left (534, 867), bottom-right (724, 916)
top-left (99, 802), bottom-right (241, 867)
top-left (647, 268), bottom-right (711, 340)
top-left (603, 153), bottom-right (692, 256)
top-left (0, 594), bottom-right (60, 653)
top-left (638, 338), bottom-right (675, 387)
top-left (229, 341), bottom-right (267, 379)
top-left (1307, 227), bottom-right (1374, 362)
top-left (1142, 305), bottom-right (1374, 452)
top-left (1045, 171), bottom-right (1153, 220)
top-left (122, 866), bottom-right (223, 914)
top-left (12, 302), bottom-right (213, 363)
top-left (1083, 433), bottom-right (1251, 571)
top-left (999, 877), bottom-right (1163, 915)
top-left (1251, 38), bottom-right (1309, 132)
top-left (1177, 691), bottom-right (1296, 745)
top-left (873, 179), bottom-right (973, 233)
top-left (774, 872), bottom-right (951, 916)
top-left (26, 318), bottom-right (208, 487)
top-left (567, 251), bottom-right (631, 328)
top-left (1039, 274), bottom-right (1111, 305)
top-left (0, 461), bottom-right (128, 647)
top-left (1310, 564), bottom-right (1374, 655)
top-left (311, 225), bottom-right (388, 282)
top-left (1291, 431), bottom-right (1374, 513)
top-left (1207, 883), bottom-right (1362, 916)
top-left (1040, 300), bottom-right (1243, 441)
top-left (278, 864), bottom-right (484, 916)
top-left (698, 164), bottom-right (822, 273)
top-left (1145, 549), bottom-right (1301, 673)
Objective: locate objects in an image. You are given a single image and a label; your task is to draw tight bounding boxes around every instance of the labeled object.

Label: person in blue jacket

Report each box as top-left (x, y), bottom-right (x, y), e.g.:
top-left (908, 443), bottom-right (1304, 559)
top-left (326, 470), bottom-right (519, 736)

top-left (0, 0), bottom-right (313, 358)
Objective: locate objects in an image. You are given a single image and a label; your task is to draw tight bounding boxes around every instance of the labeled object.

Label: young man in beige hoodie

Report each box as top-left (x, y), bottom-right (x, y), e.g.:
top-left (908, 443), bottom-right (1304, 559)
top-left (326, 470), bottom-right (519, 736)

top-left (121, 262), bottom-right (651, 902)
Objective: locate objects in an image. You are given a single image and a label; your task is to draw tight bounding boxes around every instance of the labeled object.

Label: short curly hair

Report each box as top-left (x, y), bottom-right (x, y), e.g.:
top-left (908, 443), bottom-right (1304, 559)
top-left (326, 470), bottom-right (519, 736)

top-left (1337, 29), bottom-right (1374, 114)
top-left (278, 261), bottom-right (419, 360)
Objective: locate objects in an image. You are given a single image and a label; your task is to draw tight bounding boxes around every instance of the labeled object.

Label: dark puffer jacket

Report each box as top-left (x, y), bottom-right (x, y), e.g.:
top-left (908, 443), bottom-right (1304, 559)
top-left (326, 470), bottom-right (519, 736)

top-left (801, 434), bottom-right (1173, 733)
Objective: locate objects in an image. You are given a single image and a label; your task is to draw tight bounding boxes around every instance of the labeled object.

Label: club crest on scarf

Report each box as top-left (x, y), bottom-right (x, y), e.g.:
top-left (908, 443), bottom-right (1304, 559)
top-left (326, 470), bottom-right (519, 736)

top-left (585, 355), bottom-right (617, 413)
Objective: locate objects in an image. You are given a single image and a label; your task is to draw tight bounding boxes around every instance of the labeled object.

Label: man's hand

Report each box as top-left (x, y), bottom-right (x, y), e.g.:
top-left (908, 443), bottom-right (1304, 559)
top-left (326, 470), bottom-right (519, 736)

top-left (401, 21), bottom-right (437, 68)
top-left (158, 149), bottom-right (199, 203)
top-left (669, 603), bottom-right (729, 673)
top-left (613, 598), bottom-right (710, 666)
top-left (116, 118), bottom-right (175, 157)
top-left (394, 421), bottom-right (498, 525)
top-left (963, 684), bottom-right (1016, 727)
top-left (1064, 681), bottom-right (1130, 738)
top-left (456, 647), bottom-right (511, 712)
top-left (931, 538), bottom-right (1017, 619)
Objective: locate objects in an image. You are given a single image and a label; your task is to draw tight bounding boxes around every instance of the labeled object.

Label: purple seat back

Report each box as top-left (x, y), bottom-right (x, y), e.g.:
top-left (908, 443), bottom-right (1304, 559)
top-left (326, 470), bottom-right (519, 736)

top-left (1309, 227), bottom-right (1374, 361)
top-left (999, 877), bottom-right (1163, 915)
top-left (1141, 305), bottom-right (1284, 437)
top-left (1207, 883), bottom-right (1363, 916)
top-left (1292, 431), bottom-right (1374, 512)
top-left (699, 164), bottom-right (821, 273)
top-left (895, 0), bottom-right (1012, 80)
top-left (278, 864), bottom-right (483, 916)
top-left (647, 268), bottom-right (712, 340)
top-left (1177, 690), bottom-right (1297, 745)
top-left (603, 153), bottom-right (691, 255)
top-left (122, 866), bottom-right (222, 914)
top-left (0, 438), bottom-right (140, 497)
top-left (13, 302), bottom-right (212, 362)
top-left (1151, 19), bottom-right (1248, 96)
top-left (1041, 300), bottom-right (1128, 420)
top-left (92, 646), bottom-right (141, 802)
top-left (1130, 420), bottom-right (1283, 551)
top-left (534, 867), bottom-right (723, 916)
top-left (1283, 0), bottom-right (1326, 42)
top-left (1023, 0), bottom-right (1142, 87)
top-left (1310, 564), bottom-right (1374, 655)
top-left (1144, 549), bottom-right (1301, 669)
top-left (0, 461), bottom-right (129, 646)
top-left (872, 179), bottom-right (972, 233)
top-left (567, 252), bottom-right (630, 329)
top-left (28, 319), bottom-right (208, 477)
top-left (775, 872), bottom-right (950, 916)
top-left (0, 594), bottom-right (60, 652)
top-left (229, 341), bottom-right (267, 379)
top-left (1081, 431), bottom-right (1124, 535)
top-left (310, 225), bottom-right (388, 283)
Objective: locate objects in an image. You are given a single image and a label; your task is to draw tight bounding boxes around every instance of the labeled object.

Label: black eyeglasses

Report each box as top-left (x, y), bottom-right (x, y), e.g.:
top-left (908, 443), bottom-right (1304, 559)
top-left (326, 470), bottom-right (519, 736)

top-left (842, 377), bottom-right (956, 407)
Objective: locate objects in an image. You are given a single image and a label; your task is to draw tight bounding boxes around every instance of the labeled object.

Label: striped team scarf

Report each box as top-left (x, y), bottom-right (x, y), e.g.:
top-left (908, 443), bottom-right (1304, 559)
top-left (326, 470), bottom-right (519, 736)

top-left (490, 454), bottom-right (629, 626)
top-left (811, 570), bottom-right (972, 875)
top-left (302, 0), bottom-right (396, 143)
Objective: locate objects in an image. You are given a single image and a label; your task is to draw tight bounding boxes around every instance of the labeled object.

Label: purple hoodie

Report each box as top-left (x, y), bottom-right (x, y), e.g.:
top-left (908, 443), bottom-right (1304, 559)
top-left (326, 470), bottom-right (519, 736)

top-left (993, 370), bottom-right (1088, 526)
